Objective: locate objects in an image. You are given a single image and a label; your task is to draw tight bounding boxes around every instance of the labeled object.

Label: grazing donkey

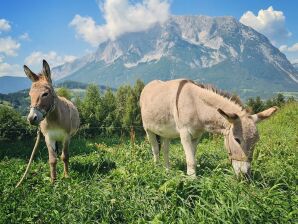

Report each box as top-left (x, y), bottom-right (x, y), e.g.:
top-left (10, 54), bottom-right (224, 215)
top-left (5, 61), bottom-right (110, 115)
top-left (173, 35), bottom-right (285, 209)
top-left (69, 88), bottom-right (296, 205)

top-left (140, 79), bottom-right (277, 177)
top-left (24, 60), bottom-right (80, 183)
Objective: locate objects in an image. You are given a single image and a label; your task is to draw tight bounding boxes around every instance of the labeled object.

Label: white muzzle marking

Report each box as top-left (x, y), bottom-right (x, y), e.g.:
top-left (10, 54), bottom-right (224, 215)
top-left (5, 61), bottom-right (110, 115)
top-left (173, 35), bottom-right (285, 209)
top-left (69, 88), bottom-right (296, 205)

top-left (232, 160), bottom-right (251, 176)
top-left (27, 107), bottom-right (44, 125)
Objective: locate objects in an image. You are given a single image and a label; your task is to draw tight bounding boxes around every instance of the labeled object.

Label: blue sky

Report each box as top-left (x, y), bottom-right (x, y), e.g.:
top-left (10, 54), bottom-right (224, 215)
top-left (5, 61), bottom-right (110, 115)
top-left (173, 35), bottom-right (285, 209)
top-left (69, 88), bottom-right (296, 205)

top-left (0, 0), bottom-right (298, 77)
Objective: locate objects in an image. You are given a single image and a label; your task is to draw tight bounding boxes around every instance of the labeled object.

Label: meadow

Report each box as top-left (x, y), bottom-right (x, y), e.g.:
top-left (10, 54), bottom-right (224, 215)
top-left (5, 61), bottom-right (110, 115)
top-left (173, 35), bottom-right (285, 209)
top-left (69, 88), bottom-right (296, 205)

top-left (0, 103), bottom-right (297, 223)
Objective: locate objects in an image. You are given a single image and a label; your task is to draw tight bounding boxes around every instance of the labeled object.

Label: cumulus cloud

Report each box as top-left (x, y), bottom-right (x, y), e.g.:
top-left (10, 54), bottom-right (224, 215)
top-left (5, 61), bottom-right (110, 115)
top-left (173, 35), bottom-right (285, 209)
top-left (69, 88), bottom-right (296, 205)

top-left (0, 37), bottom-right (21, 56)
top-left (19, 33), bottom-right (31, 41)
top-left (0, 56), bottom-right (22, 76)
top-left (0, 19), bottom-right (11, 32)
top-left (279, 43), bottom-right (298, 65)
top-left (279, 43), bottom-right (298, 53)
top-left (70, 0), bottom-right (170, 46)
top-left (25, 51), bottom-right (77, 68)
top-left (240, 6), bottom-right (291, 43)
top-left (70, 15), bottom-right (108, 46)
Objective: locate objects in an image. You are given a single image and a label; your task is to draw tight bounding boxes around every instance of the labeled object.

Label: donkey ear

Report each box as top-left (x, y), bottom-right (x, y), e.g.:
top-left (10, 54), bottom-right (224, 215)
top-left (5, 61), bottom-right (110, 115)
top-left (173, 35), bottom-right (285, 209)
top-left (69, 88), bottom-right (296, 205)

top-left (250, 106), bottom-right (278, 123)
top-left (217, 108), bottom-right (239, 123)
top-left (24, 65), bottom-right (38, 82)
top-left (42, 59), bottom-right (52, 83)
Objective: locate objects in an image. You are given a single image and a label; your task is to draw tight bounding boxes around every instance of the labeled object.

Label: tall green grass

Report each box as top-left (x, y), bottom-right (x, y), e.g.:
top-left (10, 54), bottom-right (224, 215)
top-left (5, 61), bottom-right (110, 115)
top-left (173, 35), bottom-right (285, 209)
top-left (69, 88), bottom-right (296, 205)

top-left (0, 103), bottom-right (297, 223)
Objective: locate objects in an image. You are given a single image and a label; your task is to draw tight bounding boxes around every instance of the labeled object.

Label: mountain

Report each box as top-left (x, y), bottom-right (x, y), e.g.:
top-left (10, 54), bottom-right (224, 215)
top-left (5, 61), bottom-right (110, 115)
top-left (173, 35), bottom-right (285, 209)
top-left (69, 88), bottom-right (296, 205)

top-left (293, 63), bottom-right (298, 71)
top-left (52, 54), bottom-right (95, 80)
top-left (0, 76), bottom-right (31, 94)
top-left (54, 15), bottom-right (298, 99)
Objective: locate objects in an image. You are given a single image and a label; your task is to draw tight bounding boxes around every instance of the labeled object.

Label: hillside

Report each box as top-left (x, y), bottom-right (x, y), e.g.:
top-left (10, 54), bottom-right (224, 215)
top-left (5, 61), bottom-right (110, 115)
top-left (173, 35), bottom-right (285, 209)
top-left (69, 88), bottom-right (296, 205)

top-left (0, 81), bottom-right (115, 115)
top-left (0, 89), bottom-right (30, 115)
top-left (0, 76), bottom-right (31, 94)
top-left (53, 15), bottom-right (298, 99)
top-left (293, 62), bottom-right (298, 71)
top-left (0, 102), bottom-right (297, 223)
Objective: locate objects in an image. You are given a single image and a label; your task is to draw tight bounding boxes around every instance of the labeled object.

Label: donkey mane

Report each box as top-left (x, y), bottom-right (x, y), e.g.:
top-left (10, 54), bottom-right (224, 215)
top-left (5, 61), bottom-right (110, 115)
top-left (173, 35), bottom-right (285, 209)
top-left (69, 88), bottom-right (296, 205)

top-left (176, 79), bottom-right (247, 117)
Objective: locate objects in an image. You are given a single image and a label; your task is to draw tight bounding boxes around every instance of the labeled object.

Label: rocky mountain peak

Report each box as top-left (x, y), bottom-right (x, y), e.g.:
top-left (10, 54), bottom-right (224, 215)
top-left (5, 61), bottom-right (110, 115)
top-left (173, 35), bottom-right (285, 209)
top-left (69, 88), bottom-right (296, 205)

top-left (54, 15), bottom-right (298, 99)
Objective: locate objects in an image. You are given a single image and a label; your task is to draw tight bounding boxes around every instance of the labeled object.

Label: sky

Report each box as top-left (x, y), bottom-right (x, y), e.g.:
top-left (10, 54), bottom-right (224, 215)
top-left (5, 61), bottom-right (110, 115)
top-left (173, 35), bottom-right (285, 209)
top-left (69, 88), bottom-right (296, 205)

top-left (0, 0), bottom-right (298, 77)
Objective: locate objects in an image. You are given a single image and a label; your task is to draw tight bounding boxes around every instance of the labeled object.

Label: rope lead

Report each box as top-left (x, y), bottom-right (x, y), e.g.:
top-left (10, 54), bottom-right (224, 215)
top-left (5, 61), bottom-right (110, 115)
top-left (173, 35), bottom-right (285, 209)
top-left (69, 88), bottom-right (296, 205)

top-left (15, 127), bottom-right (41, 188)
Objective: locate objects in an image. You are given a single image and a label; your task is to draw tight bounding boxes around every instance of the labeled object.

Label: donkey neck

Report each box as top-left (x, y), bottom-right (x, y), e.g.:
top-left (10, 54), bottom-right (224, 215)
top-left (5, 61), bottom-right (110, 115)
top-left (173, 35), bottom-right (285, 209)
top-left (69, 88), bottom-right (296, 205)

top-left (44, 95), bottom-right (59, 122)
top-left (193, 86), bottom-right (245, 134)
top-left (204, 111), bottom-right (231, 135)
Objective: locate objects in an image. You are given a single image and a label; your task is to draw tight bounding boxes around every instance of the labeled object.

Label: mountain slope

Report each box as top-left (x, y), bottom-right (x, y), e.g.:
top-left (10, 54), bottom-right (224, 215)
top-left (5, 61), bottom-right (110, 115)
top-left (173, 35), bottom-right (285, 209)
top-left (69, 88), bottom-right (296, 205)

top-left (293, 63), bottom-right (298, 71)
top-left (0, 76), bottom-right (31, 94)
top-left (56, 15), bottom-right (298, 99)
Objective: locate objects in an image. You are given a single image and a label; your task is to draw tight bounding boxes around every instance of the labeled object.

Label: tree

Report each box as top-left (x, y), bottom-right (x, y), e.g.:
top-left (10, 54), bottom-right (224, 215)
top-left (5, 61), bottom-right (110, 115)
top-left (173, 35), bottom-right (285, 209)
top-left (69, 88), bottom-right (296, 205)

top-left (101, 89), bottom-right (117, 135)
top-left (265, 98), bottom-right (274, 109)
top-left (56, 87), bottom-right (71, 100)
top-left (274, 93), bottom-right (285, 107)
top-left (115, 85), bottom-right (132, 131)
top-left (76, 80), bottom-right (145, 138)
top-left (247, 96), bottom-right (265, 113)
top-left (122, 80), bottom-right (145, 134)
top-left (0, 105), bottom-right (34, 141)
top-left (132, 79), bottom-right (145, 133)
top-left (79, 84), bottom-right (102, 137)
top-left (287, 96), bottom-right (296, 103)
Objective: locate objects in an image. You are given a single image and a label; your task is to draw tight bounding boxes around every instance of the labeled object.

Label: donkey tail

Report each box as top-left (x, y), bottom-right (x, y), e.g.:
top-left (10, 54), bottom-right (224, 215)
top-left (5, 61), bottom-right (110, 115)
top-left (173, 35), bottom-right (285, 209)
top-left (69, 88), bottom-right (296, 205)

top-left (16, 128), bottom-right (41, 188)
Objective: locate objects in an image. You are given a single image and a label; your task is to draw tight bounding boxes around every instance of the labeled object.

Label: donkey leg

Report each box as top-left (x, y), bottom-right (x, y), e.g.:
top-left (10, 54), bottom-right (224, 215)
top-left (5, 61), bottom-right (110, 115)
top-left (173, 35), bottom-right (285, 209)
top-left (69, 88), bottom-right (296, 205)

top-left (161, 138), bottom-right (170, 170)
top-left (146, 130), bottom-right (160, 163)
top-left (61, 137), bottom-right (70, 178)
top-left (180, 129), bottom-right (196, 176)
top-left (192, 134), bottom-right (202, 154)
top-left (45, 136), bottom-right (57, 183)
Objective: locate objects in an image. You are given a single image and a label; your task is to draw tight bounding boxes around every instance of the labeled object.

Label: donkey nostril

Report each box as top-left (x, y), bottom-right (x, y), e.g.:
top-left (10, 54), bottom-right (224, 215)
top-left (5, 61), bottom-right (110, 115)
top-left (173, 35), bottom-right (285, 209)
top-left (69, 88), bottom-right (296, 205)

top-left (33, 115), bottom-right (37, 121)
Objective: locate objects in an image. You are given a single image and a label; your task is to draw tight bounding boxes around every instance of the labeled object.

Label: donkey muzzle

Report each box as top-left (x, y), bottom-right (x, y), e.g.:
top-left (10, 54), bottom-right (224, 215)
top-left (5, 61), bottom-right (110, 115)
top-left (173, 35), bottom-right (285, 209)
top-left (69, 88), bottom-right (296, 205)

top-left (232, 160), bottom-right (251, 178)
top-left (27, 108), bottom-right (44, 125)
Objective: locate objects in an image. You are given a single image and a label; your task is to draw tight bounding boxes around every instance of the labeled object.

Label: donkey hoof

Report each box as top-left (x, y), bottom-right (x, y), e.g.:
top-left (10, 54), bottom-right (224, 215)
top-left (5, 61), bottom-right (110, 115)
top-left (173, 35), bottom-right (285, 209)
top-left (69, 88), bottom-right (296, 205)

top-left (63, 174), bottom-right (70, 179)
top-left (187, 171), bottom-right (197, 178)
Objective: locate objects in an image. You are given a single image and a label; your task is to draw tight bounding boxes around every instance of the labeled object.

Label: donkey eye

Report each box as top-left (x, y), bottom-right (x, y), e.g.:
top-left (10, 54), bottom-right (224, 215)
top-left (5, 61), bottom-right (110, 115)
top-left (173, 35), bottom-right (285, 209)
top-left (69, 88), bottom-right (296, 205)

top-left (42, 92), bottom-right (49, 97)
top-left (234, 138), bottom-right (241, 144)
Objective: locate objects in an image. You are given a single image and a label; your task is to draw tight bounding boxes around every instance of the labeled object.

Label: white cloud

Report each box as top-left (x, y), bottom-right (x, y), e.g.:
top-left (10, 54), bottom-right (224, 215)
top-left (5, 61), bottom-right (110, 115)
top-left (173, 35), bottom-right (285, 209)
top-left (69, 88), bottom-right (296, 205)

top-left (240, 6), bottom-right (291, 43)
top-left (0, 56), bottom-right (22, 76)
top-left (63, 55), bottom-right (77, 63)
top-left (0, 37), bottom-right (21, 56)
top-left (279, 43), bottom-right (298, 65)
top-left (0, 19), bottom-right (11, 32)
top-left (279, 43), bottom-right (298, 53)
top-left (25, 51), bottom-right (77, 68)
top-left (70, 15), bottom-right (108, 46)
top-left (19, 33), bottom-right (31, 41)
top-left (70, 0), bottom-right (170, 46)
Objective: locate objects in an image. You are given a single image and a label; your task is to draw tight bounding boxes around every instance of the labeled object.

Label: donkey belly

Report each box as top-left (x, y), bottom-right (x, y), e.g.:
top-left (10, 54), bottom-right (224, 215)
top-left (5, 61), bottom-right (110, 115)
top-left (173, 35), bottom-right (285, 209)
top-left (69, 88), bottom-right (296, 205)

top-left (141, 80), bottom-right (182, 139)
top-left (146, 121), bottom-right (180, 139)
top-left (46, 128), bottom-right (68, 142)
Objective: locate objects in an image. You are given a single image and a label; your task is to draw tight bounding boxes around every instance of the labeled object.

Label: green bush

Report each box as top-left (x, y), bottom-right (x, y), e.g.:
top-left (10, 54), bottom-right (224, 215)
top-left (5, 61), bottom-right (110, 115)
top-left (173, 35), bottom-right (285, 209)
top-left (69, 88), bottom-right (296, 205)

top-left (247, 93), bottom-right (295, 113)
top-left (56, 87), bottom-right (72, 100)
top-left (0, 105), bottom-right (34, 141)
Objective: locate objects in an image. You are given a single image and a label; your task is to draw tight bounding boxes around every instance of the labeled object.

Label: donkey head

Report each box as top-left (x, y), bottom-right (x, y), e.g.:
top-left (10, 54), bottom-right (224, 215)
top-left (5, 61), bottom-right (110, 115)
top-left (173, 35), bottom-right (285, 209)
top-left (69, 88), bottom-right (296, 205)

top-left (218, 107), bottom-right (278, 177)
top-left (24, 60), bottom-right (56, 125)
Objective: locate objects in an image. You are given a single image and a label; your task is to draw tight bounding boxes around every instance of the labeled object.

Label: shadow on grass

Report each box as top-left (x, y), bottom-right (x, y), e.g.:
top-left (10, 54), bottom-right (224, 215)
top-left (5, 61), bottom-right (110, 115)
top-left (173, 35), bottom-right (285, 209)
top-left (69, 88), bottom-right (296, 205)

top-left (175, 152), bottom-right (227, 176)
top-left (71, 159), bottom-right (116, 177)
top-left (0, 136), bottom-right (136, 160)
top-left (0, 139), bottom-right (48, 160)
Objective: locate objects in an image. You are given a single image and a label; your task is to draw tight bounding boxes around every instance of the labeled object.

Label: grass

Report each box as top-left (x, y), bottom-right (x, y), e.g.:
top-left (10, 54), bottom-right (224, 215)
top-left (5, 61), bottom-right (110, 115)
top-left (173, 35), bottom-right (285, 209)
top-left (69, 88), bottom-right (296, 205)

top-left (0, 103), bottom-right (297, 223)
